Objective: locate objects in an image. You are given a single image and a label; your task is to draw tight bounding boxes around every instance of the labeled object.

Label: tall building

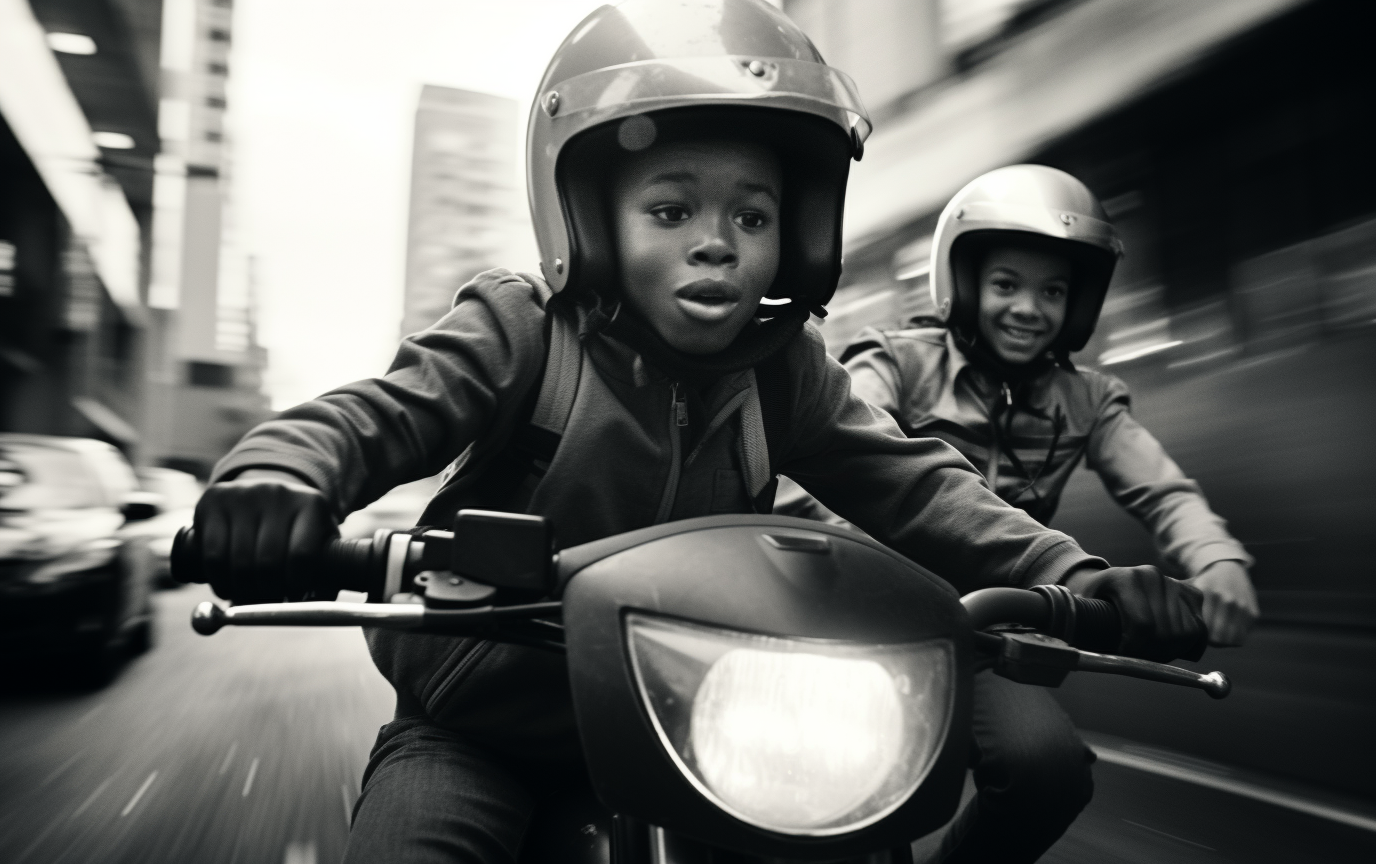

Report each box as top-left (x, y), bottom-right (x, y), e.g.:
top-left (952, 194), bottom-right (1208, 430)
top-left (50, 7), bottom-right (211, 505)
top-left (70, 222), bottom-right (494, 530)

top-left (0, 0), bottom-right (159, 453)
top-left (143, 0), bottom-right (270, 477)
top-left (401, 86), bottom-right (519, 338)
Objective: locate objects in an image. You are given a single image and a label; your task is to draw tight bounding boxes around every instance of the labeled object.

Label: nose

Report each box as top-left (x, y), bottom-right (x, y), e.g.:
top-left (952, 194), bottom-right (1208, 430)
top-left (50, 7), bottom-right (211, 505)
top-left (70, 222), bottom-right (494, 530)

top-left (1007, 291), bottom-right (1040, 321)
top-left (688, 217), bottom-right (738, 268)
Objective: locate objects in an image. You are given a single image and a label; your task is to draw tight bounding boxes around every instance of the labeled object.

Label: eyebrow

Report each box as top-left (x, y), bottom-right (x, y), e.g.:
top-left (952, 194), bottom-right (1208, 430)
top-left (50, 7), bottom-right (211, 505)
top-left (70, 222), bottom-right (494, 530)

top-left (987, 265), bottom-right (1069, 281)
top-left (641, 172), bottom-right (780, 203)
top-left (739, 181), bottom-right (780, 203)
top-left (644, 171), bottom-right (697, 186)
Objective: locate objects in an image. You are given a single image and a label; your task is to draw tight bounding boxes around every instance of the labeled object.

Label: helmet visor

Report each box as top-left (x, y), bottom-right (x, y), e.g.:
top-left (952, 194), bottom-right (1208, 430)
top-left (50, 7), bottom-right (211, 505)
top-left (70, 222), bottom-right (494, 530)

top-left (547, 56), bottom-right (871, 144)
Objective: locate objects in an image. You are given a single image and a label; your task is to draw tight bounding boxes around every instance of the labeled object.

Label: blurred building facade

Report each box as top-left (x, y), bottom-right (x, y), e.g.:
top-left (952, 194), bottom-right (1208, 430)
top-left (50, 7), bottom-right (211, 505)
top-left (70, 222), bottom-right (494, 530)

top-left (788, 0), bottom-right (1376, 798)
top-left (0, 0), bottom-right (268, 479)
top-left (0, 0), bottom-right (159, 454)
top-left (141, 0), bottom-right (270, 479)
top-left (401, 85), bottom-right (519, 338)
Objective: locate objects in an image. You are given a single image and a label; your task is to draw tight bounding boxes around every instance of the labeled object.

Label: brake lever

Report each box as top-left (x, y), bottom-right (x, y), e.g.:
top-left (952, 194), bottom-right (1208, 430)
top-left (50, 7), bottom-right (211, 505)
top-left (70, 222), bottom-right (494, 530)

top-left (190, 598), bottom-right (566, 652)
top-left (988, 632), bottom-right (1231, 699)
top-left (1074, 649), bottom-right (1231, 699)
top-left (192, 600), bottom-right (425, 635)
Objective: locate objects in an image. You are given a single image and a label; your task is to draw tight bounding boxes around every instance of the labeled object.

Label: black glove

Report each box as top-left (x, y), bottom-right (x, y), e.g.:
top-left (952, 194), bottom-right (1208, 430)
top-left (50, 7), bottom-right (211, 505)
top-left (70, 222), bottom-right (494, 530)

top-left (1075, 566), bottom-right (1208, 663)
top-left (193, 469), bottom-right (338, 602)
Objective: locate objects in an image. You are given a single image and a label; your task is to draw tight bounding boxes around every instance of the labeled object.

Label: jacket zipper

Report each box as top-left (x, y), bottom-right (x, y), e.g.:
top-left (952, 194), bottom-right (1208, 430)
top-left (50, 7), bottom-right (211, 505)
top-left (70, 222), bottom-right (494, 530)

top-left (985, 382), bottom-right (1011, 490)
top-left (654, 382), bottom-right (686, 523)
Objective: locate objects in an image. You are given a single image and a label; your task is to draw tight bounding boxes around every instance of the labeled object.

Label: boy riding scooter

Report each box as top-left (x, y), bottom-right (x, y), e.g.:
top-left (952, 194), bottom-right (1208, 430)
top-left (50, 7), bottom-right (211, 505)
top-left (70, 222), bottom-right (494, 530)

top-left (782, 164), bottom-right (1259, 649)
top-left (192, 3), bottom-right (1207, 862)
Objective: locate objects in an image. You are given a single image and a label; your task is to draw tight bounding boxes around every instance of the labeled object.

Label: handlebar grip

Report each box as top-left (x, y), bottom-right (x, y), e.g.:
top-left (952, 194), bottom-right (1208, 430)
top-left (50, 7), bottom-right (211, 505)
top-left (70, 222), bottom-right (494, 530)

top-left (968, 585), bottom-right (1120, 652)
top-left (169, 526), bottom-right (383, 597)
top-left (171, 526), bottom-right (205, 584)
top-left (1070, 596), bottom-right (1122, 654)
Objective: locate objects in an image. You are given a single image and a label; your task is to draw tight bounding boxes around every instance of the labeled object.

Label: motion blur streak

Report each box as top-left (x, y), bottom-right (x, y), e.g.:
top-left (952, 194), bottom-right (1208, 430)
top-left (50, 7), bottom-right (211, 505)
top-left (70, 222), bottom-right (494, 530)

top-left (814, 0), bottom-right (1376, 816)
top-left (0, 586), bottom-right (394, 863)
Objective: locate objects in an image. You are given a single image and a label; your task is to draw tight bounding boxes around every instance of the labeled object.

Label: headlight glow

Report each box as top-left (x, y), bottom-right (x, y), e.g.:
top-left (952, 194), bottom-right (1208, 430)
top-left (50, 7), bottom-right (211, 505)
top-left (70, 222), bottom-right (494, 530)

top-left (626, 613), bottom-right (953, 836)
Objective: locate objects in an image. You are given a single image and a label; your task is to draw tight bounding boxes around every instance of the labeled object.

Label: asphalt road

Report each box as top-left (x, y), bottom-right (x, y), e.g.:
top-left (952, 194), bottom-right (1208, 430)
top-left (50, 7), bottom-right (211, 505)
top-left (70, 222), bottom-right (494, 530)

top-left (2, 584), bottom-right (1374, 863)
top-left (0, 584), bottom-right (393, 864)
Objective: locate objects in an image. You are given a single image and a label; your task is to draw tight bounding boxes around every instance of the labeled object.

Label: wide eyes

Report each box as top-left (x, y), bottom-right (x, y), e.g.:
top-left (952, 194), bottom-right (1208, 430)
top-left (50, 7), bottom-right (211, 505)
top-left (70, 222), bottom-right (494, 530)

top-left (651, 205), bottom-right (690, 223)
top-left (648, 205), bottom-right (771, 229)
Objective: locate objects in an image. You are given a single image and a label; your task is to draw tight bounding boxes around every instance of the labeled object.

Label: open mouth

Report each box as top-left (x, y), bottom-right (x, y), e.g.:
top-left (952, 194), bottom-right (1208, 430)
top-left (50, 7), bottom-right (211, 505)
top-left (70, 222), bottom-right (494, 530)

top-left (675, 279), bottom-right (743, 323)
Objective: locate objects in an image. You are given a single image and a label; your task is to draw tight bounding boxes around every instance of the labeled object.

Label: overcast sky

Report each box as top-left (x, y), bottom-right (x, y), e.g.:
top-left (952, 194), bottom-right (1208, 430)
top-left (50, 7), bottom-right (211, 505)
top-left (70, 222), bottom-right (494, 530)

top-left (230, 0), bottom-right (606, 409)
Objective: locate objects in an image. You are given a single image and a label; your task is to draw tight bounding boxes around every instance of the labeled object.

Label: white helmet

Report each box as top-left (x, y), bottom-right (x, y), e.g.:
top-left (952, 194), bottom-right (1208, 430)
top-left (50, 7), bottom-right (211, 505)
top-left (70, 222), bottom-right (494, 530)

top-left (929, 165), bottom-right (1123, 353)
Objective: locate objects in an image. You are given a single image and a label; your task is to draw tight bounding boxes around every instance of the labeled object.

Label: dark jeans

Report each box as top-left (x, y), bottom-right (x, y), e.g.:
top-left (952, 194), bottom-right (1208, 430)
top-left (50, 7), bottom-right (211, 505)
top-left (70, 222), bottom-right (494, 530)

top-left (943, 672), bottom-right (1096, 863)
top-left (343, 672), bottom-right (1094, 864)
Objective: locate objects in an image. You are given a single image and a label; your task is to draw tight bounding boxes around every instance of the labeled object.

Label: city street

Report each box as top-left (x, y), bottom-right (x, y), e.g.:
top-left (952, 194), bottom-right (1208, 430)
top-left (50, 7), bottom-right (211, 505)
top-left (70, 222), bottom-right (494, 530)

top-left (1, 585), bottom-right (1373, 864)
top-left (0, 585), bottom-right (393, 864)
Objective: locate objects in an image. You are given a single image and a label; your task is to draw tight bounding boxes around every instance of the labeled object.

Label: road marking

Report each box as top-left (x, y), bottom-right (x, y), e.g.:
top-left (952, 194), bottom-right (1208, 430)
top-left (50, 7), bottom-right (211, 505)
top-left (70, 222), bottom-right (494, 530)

top-left (340, 784), bottom-right (354, 827)
top-left (1121, 818), bottom-right (1215, 851)
top-left (1093, 745), bottom-right (1376, 834)
top-left (70, 775), bottom-right (115, 819)
top-left (284, 840), bottom-right (317, 864)
top-left (219, 741), bottom-right (238, 775)
top-left (242, 757), bottom-right (260, 797)
top-left (121, 771), bottom-right (158, 817)
top-left (41, 752), bottom-right (83, 787)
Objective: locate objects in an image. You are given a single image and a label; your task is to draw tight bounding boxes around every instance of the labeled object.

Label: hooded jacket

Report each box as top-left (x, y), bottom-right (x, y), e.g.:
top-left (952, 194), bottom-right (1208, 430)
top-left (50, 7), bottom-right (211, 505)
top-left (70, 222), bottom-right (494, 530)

top-left (815, 325), bottom-right (1251, 579)
top-left (212, 271), bottom-right (1105, 761)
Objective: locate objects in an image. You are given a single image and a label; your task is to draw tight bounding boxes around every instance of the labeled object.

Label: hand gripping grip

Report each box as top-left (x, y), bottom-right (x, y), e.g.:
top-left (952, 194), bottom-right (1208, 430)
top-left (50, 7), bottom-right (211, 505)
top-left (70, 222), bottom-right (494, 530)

top-left (169, 526), bottom-right (383, 596)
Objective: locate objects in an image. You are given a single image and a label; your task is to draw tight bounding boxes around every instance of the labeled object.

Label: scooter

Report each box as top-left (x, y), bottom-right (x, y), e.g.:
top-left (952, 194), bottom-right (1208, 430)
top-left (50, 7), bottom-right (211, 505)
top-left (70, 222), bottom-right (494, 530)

top-left (171, 511), bottom-right (1229, 864)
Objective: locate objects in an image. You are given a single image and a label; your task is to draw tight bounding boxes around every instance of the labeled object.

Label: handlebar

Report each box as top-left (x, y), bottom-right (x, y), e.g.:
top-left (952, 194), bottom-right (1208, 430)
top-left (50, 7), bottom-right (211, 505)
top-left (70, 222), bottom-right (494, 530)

top-left (171, 509), bottom-right (553, 603)
top-left (172, 527), bottom-right (415, 599)
top-left (961, 585), bottom-right (1121, 653)
top-left (175, 521), bottom-right (1228, 698)
top-left (959, 585), bottom-right (1229, 699)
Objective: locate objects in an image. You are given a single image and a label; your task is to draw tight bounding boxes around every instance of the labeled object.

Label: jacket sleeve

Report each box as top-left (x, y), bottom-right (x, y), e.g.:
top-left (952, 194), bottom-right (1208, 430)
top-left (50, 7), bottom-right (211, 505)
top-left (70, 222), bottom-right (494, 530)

top-left (210, 270), bottom-right (548, 517)
top-left (1087, 375), bottom-right (1253, 577)
top-left (780, 326), bottom-right (1104, 594)
top-left (837, 328), bottom-right (903, 418)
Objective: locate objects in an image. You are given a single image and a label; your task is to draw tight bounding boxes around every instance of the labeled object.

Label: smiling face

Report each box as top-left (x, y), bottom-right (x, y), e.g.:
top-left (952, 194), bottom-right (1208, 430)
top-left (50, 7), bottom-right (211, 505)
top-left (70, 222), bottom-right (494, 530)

top-left (976, 244), bottom-right (1073, 365)
top-left (612, 140), bottom-right (782, 355)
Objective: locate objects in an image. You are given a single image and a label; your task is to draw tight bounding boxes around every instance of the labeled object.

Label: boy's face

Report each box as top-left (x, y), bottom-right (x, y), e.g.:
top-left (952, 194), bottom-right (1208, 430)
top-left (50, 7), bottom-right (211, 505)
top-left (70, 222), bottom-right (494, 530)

top-left (976, 245), bottom-right (1073, 365)
top-left (613, 140), bottom-right (782, 355)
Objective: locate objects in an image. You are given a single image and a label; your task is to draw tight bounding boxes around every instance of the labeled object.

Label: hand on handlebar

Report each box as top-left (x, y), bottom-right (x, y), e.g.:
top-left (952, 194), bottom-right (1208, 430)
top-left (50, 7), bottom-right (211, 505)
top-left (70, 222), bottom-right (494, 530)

top-left (193, 469), bottom-right (339, 602)
top-left (1064, 565), bottom-right (1207, 663)
top-left (1188, 560), bottom-right (1259, 647)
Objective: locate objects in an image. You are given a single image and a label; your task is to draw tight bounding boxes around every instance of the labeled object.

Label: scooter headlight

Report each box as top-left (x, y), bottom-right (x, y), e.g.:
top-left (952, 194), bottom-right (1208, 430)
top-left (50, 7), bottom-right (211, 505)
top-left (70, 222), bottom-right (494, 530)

top-left (626, 613), bottom-right (953, 836)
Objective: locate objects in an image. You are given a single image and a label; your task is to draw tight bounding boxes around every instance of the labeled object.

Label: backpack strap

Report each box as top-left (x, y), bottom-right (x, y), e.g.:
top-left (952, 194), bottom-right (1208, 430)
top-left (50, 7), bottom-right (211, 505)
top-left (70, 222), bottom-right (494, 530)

top-left (509, 273), bottom-right (581, 477)
top-left (755, 349), bottom-right (792, 472)
top-left (744, 349), bottom-right (793, 513)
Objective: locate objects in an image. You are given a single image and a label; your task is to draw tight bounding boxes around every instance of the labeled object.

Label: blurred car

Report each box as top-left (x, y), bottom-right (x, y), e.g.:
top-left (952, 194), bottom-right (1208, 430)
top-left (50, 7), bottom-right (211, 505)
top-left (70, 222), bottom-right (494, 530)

top-left (0, 434), bottom-right (158, 678)
top-left (127, 466), bottom-right (203, 586)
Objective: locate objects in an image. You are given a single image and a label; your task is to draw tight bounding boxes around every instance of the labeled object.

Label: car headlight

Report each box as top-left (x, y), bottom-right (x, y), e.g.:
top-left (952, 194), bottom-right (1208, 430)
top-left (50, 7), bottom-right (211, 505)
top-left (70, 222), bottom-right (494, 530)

top-left (27, 539), bottom-right (120, 583)
top-left (626, 613), bottom-right (953, 836)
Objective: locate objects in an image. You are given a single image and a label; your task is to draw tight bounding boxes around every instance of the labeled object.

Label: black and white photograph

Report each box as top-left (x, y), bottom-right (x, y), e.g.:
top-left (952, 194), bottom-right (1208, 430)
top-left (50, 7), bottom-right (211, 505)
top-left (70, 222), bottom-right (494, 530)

top-left (1, 1), bottom-right (1373, 862)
